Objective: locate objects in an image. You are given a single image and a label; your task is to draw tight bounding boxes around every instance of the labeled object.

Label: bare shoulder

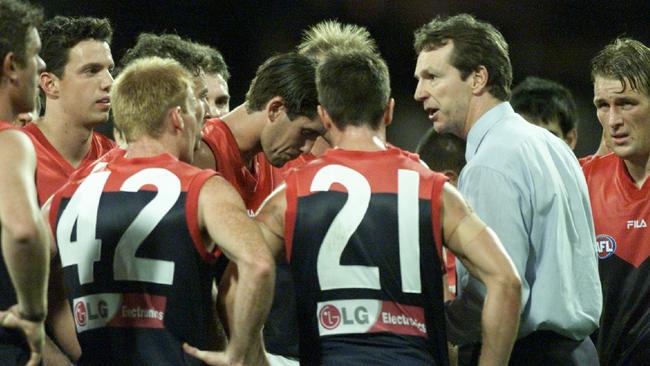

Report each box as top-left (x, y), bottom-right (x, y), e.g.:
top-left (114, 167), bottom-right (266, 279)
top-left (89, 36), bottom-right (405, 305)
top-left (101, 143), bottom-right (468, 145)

top-left (0, 129), bottom-right (34, 156)
top-left (441, 182), bottom-right (471, 216)
top-left (199, 175), bottom-right (244, 206)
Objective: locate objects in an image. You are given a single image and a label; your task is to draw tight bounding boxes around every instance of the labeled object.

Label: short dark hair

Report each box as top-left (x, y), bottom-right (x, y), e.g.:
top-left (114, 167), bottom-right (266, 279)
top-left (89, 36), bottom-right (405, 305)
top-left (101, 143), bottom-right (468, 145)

top-left (591, 38), bottom-right (650, 96)
top-left (40, 16), bottom-right (112, 78)
top-left (0, 0), bottom-right (43, 77)
top-left (511, 76), bottom-right (578, 135)
top-left (317, 51), bottom-right (390, 129)
top-left (245, 52), bottom-right (318, 120)
top-left (416, 128), bottom-right (466, 174)
top-left (196, 43), bottom-right (229, 80)
top-left (414, 14), bottom-right (512, 101)
top-left (120, 33), bottom-right (207, 77)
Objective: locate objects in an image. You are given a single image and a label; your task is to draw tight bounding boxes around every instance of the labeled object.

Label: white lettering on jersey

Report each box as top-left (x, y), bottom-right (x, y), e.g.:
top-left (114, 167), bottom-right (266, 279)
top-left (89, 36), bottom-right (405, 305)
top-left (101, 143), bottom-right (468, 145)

top-left (627, 219), bottom-right (647, 229)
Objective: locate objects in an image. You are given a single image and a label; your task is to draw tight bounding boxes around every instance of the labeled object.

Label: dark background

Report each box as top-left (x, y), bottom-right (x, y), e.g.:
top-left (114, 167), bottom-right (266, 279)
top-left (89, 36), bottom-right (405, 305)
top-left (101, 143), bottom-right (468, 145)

top-left (39, 0), bottom-right (650, 157)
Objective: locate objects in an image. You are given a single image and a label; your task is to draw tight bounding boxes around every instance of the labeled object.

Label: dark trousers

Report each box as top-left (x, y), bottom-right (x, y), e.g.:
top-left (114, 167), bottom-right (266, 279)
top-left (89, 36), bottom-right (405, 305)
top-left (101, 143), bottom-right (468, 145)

top-left (458, 330), bottom-right (599, 366)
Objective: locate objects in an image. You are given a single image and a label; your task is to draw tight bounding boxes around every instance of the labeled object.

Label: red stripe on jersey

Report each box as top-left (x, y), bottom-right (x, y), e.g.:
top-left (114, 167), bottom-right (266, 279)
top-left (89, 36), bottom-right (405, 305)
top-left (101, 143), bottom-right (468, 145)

top-left (430, 177), bottom-right (446, 271)
top-left (284, 173), bottom-right (299, 263)
top-left (185, 171), bottom-right (220, 264)
top-left (283, 147), bottom-right (447, 270)
top-left (290, 148), bottom-right (441, 199)
top-left (0, 120), bottom-right (18, 131)
top-left (105, 293), bottom-right (167, 329)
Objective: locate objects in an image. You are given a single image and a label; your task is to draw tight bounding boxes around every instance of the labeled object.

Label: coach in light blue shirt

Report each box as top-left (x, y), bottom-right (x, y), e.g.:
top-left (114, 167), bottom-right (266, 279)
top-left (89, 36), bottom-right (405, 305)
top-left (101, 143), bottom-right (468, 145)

top-left (414, 14), bottom-right (601, 365)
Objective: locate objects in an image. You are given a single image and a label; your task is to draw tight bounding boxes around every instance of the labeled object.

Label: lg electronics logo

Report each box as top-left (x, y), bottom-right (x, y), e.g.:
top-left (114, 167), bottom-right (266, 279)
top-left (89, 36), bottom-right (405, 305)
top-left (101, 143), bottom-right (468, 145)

top-left (75, 301), bottom-right (87, 326)
top-left (596, 234), bottom-right (616, 259)
top-left (319, 304), bottom-right (341, 330)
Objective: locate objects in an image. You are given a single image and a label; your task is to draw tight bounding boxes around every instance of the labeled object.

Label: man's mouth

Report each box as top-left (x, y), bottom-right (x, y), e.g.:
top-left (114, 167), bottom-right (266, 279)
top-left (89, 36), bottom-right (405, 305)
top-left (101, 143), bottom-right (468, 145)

top-left (96, 97), bottom-right (111, 109)
top-left (610, 132), bottom-right (629, 145)
top-left (426, 107), bottom-right (439, 120)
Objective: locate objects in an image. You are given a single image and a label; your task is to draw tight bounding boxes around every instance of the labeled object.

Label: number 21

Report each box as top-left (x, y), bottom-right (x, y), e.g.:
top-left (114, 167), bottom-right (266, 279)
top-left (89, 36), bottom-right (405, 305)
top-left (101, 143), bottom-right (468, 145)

top-left (312, 165), bottom-right (422, 294)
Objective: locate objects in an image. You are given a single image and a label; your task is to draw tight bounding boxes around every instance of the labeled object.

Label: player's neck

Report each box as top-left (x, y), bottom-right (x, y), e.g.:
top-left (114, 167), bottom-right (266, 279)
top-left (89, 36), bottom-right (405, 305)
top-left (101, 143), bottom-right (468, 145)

top-left (623, 155), bottom-right (650, 188)
top-left (333, 127), bottom-right (387, 152)
top-left (0, 90), bottom-right (17, 122)
top-left (222, 104), bottom-right (264, 165)
top-left (36, 111), bottom-right (96, 168)
top-left (126, 137), bottom-right (175, 160)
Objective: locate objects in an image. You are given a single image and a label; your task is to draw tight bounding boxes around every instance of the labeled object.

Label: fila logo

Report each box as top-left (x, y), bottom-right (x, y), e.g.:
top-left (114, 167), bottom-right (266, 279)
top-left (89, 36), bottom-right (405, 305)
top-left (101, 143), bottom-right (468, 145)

top-left (627, 219), bottom-right (647, 230)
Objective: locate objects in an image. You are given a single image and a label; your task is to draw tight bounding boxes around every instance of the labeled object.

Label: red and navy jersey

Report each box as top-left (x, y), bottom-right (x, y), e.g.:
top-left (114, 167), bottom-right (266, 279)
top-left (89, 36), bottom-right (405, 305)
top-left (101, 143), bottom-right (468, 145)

top-left (582, 153), bottom-right (650, 365)
top-left (201, 118), bottom-right (275, 212)
top-left (23, 123), bottom-right (116, 205)
top-left (270, 153), bottom-right (317, 184)
top-left (49, 153), bottom-right (219, 365)
top-left (285, 147), bottom-right (449, 365)
top-left (0, 121), bottom-right (32, 348)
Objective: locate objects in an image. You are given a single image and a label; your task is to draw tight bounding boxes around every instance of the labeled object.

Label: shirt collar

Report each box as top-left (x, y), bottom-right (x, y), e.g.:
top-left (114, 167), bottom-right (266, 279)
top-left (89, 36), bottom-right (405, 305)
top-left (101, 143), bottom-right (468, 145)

top-left (465, 102), bottom-right (513, 161)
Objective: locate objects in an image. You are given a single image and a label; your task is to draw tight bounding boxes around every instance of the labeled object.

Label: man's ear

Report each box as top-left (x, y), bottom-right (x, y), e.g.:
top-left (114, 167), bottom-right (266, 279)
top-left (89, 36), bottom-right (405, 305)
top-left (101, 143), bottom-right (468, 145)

top-left (265, 96), bottom-right (285, 123)
top-left (565, 128), bottom-right (577, 150)
top-left (317, 105), bottom-right (333, 130)
top-left (470, 65), bottom-right (489, 95)
top-left (442, 169), bottom-right (460, 187)
top-left (40, 72), bottom-right (60, 99)
top-left (169, 106), bottom-right (184, 132)
top-left (383, 98), bottom-right (395, 126)
top-left (2, 52), bottom-right (18, 84)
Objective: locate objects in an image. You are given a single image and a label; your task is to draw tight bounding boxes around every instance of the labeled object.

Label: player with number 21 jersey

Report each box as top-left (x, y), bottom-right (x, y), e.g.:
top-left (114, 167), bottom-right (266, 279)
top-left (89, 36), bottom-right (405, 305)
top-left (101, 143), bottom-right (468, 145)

top-left (283, 147), bottom-right (450, 365)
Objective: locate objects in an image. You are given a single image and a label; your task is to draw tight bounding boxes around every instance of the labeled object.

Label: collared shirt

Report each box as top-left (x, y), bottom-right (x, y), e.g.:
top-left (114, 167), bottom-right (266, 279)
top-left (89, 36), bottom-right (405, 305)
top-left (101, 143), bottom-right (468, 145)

top-left (446, 102), bottom-right (601, 344)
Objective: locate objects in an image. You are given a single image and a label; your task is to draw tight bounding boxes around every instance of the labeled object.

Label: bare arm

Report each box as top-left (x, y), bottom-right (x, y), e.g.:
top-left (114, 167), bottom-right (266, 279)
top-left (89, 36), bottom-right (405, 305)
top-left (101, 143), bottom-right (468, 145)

top-left (0, 129), bottom-right (49, 319)
top-left (40, 199), bottom-right (81, 362)
top-left (441, 183), bottom-right (521, 366)
top-left (207, 184), bottom-right (288, 365)
top-left (187, 176), bottom-right (274, 365)
top-left (255, 183), bottom-right (287, 261)
top-left (0, 130), bottom-right (49, 366)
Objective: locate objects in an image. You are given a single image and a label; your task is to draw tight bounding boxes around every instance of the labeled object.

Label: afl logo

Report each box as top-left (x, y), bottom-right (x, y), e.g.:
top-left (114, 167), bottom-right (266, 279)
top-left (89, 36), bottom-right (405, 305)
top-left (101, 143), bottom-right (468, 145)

top-left (75, 301), bottom-right (87, 326)
top-left (319, 304), bottom-right (341, 330)
top-left (596, 234), bottom-right (616, 259)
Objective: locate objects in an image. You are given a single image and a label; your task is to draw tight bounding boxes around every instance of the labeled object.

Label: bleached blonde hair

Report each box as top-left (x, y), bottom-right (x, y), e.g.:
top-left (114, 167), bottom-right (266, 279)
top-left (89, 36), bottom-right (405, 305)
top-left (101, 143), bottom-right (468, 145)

top-left (297, 20), bottom-right (378, 59)
top-left (111, 57), bottom-right (193, 142)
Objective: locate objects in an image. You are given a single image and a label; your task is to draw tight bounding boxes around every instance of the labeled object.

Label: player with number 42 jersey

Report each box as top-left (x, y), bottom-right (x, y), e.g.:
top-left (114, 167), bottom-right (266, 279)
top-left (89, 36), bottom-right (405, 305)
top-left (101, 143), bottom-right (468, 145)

top-left (42, 57), bottom-right (275, 366)
top-left (47, 154), bottom-right (219, 365)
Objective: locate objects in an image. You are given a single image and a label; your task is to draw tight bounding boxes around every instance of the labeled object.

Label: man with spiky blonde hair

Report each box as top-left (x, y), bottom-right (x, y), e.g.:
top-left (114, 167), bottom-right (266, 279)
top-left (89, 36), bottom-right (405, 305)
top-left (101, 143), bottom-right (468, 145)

top-left (297, 20), bottom-right (378, 58)
top-left (254, 21), bottom-right (383, 366)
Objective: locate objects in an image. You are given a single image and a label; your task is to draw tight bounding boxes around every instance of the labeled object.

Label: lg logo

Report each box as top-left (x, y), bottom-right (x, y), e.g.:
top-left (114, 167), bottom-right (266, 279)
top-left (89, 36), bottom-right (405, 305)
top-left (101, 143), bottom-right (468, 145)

top-left (319, 304), bottom-right (341, 330)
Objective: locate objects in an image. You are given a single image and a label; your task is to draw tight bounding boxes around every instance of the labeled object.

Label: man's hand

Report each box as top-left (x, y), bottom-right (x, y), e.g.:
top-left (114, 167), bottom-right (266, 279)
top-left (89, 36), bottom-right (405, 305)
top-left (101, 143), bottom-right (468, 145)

top-left (183, 342), bottom-right (269, 366)
top-left (0, 305), bottom-right (45, 366)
